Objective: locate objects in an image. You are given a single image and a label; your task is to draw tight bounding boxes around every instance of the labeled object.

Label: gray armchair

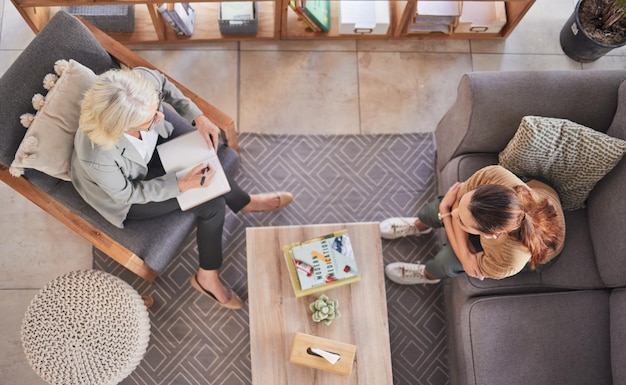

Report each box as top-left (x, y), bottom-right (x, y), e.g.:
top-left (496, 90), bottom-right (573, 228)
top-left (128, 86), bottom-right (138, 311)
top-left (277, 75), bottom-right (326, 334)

top-left (0, 11), bottom-right (239, 282)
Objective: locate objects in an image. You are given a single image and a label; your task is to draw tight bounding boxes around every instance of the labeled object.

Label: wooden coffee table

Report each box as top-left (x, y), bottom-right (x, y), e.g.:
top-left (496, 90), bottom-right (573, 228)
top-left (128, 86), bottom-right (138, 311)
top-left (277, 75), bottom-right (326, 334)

top-left (246, 222), bottom-right (393, 384)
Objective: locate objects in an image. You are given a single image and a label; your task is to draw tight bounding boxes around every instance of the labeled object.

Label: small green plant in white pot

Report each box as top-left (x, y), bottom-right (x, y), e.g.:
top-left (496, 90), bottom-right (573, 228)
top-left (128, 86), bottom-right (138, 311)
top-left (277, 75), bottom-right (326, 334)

top-left (309, 295), bottom-right (341, 326)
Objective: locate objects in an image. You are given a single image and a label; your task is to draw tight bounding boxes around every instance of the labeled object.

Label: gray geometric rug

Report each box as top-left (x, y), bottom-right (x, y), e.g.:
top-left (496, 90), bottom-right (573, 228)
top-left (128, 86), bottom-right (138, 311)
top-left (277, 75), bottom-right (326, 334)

top-left (94, 133), bottom-right (448, 385)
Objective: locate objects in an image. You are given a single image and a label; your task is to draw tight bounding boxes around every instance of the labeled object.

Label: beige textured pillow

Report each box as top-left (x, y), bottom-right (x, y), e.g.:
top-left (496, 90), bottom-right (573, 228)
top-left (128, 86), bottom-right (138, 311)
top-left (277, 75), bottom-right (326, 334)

top-left (499, 116), bottom-right (626, 211)
top-left (10, 59), bottom-right (96, 180)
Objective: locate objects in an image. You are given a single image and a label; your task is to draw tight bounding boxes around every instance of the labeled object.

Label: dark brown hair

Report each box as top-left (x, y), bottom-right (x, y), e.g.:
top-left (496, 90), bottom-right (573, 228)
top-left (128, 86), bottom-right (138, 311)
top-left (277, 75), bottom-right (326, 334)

top-left (469, 184), bottom-right (563, 269)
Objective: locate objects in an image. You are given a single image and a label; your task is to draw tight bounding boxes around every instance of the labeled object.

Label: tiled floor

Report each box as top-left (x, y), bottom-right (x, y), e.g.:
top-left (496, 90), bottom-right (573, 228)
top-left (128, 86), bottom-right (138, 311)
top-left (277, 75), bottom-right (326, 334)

top-left (1, 0), bottom-right (625, 382)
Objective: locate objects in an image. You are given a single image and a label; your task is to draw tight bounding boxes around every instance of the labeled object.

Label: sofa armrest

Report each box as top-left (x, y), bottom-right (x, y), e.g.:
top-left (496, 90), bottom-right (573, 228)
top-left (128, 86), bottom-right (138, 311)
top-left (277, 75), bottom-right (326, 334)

top-left (79, 17), bottom-right (239, 153)
top-left (435, 70), bottom-right (626, 174)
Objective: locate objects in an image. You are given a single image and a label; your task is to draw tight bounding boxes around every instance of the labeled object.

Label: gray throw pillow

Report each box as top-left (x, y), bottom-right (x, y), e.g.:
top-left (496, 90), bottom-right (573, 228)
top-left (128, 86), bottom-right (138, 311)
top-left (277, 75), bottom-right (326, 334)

top-left (499, 116), bottom-right (626, 210)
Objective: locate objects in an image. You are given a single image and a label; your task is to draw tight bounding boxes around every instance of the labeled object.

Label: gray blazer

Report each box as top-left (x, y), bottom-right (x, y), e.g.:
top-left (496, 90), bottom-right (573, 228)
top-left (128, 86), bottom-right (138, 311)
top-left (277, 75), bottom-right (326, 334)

top-left (69, 68), bottom-right (203, 228)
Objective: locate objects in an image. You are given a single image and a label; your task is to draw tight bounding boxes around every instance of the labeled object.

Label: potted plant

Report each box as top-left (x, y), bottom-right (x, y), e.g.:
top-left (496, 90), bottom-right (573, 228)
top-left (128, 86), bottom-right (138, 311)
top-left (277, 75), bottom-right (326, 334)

top-left (560, 0), bottom-right (626, 62)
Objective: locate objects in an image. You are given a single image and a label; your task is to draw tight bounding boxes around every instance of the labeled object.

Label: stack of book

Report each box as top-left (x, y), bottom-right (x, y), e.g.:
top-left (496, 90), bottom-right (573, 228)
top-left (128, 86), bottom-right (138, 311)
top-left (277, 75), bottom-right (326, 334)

top-left (410, 0), bottom-right (461, 35)
top-left (289, 0), bottom-right (331, 32)
top-left (157, 3), bottom-right (195, 36)
top-left (283, 230), bottom-right (360, 297)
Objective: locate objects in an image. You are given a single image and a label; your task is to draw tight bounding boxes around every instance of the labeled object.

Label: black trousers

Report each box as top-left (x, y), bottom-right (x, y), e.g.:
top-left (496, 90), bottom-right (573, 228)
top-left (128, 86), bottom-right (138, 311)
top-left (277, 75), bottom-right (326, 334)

top-left (127, 141), bottom-right (250, 270)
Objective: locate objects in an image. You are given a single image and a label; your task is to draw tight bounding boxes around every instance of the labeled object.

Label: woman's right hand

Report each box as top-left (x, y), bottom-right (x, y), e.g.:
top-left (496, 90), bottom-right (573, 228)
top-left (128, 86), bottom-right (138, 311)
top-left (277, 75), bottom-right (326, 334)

top-left (460, 253), bottom-right (484, 280)
top-left (177, 163), bottom-right (215, 193)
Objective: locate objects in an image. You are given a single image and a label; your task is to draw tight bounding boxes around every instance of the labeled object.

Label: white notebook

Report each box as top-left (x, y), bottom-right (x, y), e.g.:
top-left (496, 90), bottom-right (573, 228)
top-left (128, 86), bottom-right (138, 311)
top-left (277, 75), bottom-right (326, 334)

top-left (157, 130), bottom-right (231, 211)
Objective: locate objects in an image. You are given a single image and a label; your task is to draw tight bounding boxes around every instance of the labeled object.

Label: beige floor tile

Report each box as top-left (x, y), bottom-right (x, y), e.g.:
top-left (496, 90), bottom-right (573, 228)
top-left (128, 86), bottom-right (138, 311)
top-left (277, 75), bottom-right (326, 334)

top-left (472, 53), bottom-right (582, 71)
top-left (241, 39), bottom-right (356, 51)
top-left (0, 183), bottom-right (92, 289)
top-left (471, 0), bottom-right (576, 55)
top-left (0, 49), bottom-right (21, 75)
top-left (128, 41), bottom-right (239, 51)
top-left (357, 38), bottom-right (470, 53)
top-left (135, 50), bottom-right (239, 126)
top-left (0, 290), bottom-right (50, 384)
top-left (0, 0), bottom-right (34, 50)
top-left (239, 50), bottom-right (360, 134)
top-left (583, 55), bottom-right (626, 70)
top-left (358, 52), bottom-right (472, 134)
top-left (604, 44), bottom-right (626, 57)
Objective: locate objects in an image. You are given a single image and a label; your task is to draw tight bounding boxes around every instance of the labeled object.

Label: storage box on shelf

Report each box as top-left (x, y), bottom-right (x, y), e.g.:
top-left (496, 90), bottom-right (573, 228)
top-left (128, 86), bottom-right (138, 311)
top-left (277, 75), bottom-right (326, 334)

top-left (218, 2), bottom-right (259, 34)
top-left (454, 1), bottom-right (506, 34)
top-left (11, 0), bottom-right (535, 44)
top-left (338, 0), bottom-right (390, 36)
top-left (68, 5), bottom-right (135, 33)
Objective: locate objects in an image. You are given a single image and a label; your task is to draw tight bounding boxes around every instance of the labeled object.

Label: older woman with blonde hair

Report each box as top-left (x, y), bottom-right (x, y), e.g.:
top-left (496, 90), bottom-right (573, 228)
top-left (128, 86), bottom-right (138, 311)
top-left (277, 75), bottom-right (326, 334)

top-left (71, 68), bottom-right (293, 309)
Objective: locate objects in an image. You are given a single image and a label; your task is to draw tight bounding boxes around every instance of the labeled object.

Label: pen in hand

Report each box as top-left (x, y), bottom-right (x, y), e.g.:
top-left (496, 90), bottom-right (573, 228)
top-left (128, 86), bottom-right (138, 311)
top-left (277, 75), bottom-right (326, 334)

top-left (200, 166), bottom-right (209, 186)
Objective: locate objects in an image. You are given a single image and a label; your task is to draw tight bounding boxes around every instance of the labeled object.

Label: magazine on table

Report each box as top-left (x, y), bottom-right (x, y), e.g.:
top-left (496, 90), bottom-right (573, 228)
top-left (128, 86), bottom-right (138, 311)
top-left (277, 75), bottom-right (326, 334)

top-left (283, 229), bottom-right (360, 297)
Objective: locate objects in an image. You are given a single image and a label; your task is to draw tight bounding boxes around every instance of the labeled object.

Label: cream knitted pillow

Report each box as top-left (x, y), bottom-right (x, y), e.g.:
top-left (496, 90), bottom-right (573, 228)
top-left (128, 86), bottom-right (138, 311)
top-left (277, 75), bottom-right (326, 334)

top-left (10, 59), bottom-right (96, 180)
top-left (499, 116), bottom-right (626, 210)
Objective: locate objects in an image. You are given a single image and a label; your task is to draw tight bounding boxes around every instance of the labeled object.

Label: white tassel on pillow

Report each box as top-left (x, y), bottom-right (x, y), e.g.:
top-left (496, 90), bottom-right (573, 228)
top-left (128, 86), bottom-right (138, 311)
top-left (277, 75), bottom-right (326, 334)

top-left (9, 166), bottom-right (25, 177)
top-left (21, 136), bottom-right (39, 153)
top-left (31, 94), bottom-right (45, 111)
top-left (9, 136), bottom-right (39, 177)
top-left (43, 73), bottom-right (59, 91)
top-left (54, 59), bottom-right (69, 76)
top-left (20, 113), bottom-right (35, 128)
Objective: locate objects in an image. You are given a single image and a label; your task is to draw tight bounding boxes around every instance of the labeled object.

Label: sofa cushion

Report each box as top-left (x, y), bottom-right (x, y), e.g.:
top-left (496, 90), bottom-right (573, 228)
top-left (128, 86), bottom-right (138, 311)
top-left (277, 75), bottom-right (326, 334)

top-left (499, 116), bottom-right (626, 210)
top-left (611, 289), bottom-right (626, 384)
top-left (447, 209), bottom-right (605, 297)
top-left (10, 60), bottom-right (96, 181)
top-left (587, 159), bottom-right (626, 287)
top-left (608, 78), bottom-right (626, 140)
top-left (461, 290), bottom-right (611, 385)
top-left (0, 10), bottom-right (117, 169)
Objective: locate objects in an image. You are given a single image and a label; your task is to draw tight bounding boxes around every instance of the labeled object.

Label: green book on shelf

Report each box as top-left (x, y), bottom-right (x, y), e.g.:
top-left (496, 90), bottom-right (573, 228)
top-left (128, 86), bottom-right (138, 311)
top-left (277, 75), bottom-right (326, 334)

top-left (302, 0), bottom-right (331, 32)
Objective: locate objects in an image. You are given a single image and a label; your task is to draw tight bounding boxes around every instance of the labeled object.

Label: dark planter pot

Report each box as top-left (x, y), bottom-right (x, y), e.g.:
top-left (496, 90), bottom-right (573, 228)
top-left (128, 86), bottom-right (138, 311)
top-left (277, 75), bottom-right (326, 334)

top-left (560, 0), bottom-right (626, 63)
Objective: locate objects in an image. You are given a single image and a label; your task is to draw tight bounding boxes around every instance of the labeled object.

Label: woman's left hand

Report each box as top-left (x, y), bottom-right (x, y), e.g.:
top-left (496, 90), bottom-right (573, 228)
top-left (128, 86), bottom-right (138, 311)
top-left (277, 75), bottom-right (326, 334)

top-left (193, 115), bottom-right (220, 150)
top-left (440, 182), bottom-right (463, 213)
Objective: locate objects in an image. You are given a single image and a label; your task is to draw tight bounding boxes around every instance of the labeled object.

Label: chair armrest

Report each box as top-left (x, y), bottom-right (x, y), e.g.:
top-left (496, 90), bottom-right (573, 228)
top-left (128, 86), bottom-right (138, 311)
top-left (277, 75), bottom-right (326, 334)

top-left (0, 165), bottom-right (158, 281)
top-left (78, 17), bottom-right (239, 152)
top-left (435, 70), bottom-right (626, 173)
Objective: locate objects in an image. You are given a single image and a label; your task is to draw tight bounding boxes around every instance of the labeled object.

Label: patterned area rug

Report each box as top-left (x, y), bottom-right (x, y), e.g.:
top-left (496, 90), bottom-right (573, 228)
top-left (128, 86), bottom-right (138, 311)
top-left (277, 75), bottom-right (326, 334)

top-left (94, 133), bottom-right (448, 385)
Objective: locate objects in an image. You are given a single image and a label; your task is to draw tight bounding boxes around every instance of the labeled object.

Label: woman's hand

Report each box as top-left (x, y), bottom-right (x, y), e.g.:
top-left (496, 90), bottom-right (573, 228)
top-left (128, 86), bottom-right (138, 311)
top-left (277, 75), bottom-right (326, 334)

top-left (193, 115), bottom-right (220, 151)
top-left (177, 163), bottom-right (215, 193)
top-left (460, 253), bottom-right (485, 280)
top-left (439, 182), bottom-right (463, 214)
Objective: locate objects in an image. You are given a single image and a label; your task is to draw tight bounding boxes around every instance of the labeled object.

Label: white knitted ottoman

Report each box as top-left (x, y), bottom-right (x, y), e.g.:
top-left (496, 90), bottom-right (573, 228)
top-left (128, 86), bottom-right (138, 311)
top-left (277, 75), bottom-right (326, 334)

top-left (21, 270), bottom-right (151, 385)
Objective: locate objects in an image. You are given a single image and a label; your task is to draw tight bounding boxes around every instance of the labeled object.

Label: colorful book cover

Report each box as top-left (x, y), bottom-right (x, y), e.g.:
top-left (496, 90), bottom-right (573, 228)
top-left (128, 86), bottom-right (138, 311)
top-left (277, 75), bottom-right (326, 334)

top-left (302, 0), bottom-right (330, 32)
top-left (289, 0), bottom-right (322, 32)
top-left (283, 230), bottom-right (360, 297)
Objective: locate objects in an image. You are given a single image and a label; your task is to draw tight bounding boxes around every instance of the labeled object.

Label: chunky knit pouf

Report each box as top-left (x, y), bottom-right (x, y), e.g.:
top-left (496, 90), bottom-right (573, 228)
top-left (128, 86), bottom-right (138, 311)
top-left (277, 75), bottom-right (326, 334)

top-left (21, 270), bottom-right (151, 385)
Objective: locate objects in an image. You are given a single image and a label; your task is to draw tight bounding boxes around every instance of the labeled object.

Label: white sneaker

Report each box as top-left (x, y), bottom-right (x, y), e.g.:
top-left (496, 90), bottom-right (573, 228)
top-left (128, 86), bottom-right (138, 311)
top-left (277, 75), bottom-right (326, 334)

top-left (380, 217), bottom-right (432, 240)
top-left (384, 262), bottom-right (441, 285)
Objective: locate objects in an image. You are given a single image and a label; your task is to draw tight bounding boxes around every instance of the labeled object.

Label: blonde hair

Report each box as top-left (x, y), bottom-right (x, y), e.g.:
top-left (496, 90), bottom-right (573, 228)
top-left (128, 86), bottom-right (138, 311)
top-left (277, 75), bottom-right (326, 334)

top-left (79, 69), bottom-right (159, 149)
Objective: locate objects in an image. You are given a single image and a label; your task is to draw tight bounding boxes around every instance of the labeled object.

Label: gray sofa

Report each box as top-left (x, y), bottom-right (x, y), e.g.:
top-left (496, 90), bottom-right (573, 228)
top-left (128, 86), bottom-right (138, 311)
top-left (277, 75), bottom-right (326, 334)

top-left (0, 11), bottom-right (239, 281)
top-left (435, 70), bottom-right (626, 385)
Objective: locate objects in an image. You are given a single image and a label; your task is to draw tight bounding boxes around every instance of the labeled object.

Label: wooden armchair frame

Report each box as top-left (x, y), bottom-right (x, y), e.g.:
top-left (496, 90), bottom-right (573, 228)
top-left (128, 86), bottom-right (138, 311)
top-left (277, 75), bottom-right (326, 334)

top-left (0, 18), bottom-right (239, 282)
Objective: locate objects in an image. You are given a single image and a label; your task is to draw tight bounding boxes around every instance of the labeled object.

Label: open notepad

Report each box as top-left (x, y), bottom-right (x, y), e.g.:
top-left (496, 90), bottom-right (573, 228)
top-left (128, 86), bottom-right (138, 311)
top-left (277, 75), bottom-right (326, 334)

top-left (157, 130), bottom-right (231, 211)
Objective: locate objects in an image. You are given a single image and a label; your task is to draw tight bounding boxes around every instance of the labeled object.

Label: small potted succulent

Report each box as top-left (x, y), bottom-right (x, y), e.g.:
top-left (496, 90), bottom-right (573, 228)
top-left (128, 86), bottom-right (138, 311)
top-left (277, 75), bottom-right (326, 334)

top-left (309, 295), bottom-right (340, 326)
top-left (560, 0), bottom-right (626, 62)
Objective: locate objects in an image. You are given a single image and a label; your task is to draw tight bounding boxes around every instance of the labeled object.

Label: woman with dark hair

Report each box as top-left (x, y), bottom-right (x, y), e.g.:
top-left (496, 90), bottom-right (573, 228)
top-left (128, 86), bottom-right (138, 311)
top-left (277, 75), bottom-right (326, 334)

top-left (381, 165), bottom-right (565, 284)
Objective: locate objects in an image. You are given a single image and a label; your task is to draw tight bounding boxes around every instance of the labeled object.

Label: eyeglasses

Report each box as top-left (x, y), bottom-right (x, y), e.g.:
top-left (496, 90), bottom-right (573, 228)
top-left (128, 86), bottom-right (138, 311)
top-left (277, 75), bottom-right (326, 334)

top-left (145, 91), bottom-right (163, 132)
